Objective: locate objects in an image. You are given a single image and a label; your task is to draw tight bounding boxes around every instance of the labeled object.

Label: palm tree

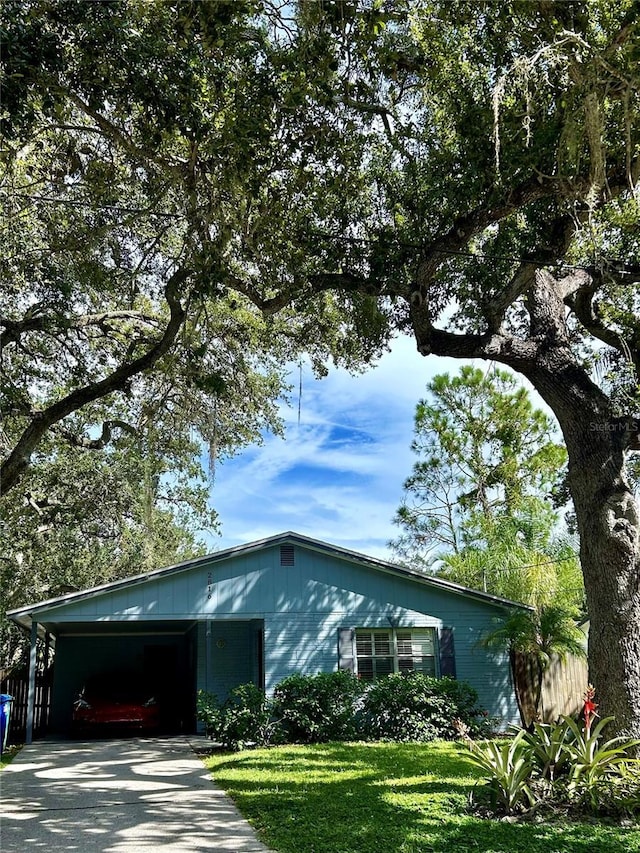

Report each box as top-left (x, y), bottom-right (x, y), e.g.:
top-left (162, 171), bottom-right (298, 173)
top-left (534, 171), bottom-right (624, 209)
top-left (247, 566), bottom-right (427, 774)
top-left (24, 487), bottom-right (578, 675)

top-left (481, 605), bottom-right (586, 728)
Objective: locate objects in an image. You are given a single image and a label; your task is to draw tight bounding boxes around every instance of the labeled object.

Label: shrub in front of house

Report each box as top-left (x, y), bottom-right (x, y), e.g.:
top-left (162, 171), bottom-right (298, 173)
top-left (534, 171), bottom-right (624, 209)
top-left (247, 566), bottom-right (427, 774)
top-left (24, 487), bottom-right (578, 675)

top-left (272, 671), bottom-right (364, 743)
top-left (197, 690), bottom-right (225, 739)
top-left (357, 673), bottom-right (490, 742)
top-left (197, 684), bottom-right (280, 751)
top-left (198, 672), bottom-right (490, 750)
top-left (464, 715), bottom-right (640, 817)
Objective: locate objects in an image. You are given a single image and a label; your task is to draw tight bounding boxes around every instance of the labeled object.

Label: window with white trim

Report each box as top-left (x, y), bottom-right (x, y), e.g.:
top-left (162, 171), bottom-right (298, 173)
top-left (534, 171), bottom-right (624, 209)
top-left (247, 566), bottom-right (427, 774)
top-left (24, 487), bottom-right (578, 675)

top-left (355, 628), bottom-right (436, 681)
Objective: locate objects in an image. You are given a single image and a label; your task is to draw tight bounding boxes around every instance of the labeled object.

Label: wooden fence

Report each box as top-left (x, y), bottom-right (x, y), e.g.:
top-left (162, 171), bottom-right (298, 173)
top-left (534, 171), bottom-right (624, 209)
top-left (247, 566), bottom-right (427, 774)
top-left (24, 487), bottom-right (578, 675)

top-left (514, 650), bottom-right (589, 726)
top-left (1, 667), bottom-right (53, 745)
top-left (539, 651), bottom-right (589, 721)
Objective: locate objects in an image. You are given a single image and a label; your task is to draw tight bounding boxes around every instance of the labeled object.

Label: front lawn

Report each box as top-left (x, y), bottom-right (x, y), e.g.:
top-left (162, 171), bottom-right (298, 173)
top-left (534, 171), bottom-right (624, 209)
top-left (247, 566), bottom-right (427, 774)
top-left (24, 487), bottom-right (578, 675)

top-left (204, 741), bottom-right (640, 853)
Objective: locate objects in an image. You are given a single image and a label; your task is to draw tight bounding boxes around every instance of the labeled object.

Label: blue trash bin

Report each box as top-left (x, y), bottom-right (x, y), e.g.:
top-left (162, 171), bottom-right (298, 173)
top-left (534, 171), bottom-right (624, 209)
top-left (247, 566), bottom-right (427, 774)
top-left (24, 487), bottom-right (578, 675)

top-left (1, 694), bottom-right (13, 754)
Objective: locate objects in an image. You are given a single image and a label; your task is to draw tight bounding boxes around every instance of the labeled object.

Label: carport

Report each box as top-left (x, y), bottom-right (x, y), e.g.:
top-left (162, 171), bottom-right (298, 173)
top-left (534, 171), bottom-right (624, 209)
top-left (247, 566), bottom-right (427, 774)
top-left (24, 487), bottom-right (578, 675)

top-left (8, 607), bottom-right (199, 741)
top-left (49, 619), bottom-right (197, 735)
top-left (8, 557), bottom-right (264, 743)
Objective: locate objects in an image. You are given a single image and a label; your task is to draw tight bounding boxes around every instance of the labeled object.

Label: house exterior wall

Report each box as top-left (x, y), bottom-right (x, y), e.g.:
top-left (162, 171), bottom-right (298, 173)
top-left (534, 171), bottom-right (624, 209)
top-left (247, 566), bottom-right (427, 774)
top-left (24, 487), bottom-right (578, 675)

top-left (194, 619), bottom-right (259, 700)
top-left (39, 542), bottom-right (518, 724)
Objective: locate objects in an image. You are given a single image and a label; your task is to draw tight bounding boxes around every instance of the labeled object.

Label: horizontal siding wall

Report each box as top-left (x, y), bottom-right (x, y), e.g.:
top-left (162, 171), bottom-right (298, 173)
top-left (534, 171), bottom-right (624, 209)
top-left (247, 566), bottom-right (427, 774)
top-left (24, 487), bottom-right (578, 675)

top-left (38, 542), bottom-right (519, 725)
top-left (262, 611), bottom-right (515, 724)
top-left (195, 620), bottom-right (256, 701)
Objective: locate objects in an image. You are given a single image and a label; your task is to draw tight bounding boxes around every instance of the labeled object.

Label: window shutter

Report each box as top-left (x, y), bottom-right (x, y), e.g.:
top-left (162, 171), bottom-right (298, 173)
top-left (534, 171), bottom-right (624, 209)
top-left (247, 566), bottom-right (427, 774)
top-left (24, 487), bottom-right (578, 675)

top-left (438, 627), bottom-right (456, 677)
top-left (338, 627), bottom-right (355, 672)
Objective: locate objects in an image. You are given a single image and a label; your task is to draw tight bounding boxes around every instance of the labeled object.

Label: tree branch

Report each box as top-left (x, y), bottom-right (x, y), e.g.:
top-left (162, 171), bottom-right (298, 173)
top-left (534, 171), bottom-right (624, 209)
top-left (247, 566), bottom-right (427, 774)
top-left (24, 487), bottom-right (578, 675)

top-left (1, 310), bottom-right (161, 349)
top-left (567, 272), bottom-right (640, 378)
top-left (527, 269), bottom-right (572, 344)
top-left (62, 90), bottom-right (187, 175)
top-left (53, 419), bottom-right (138, 450)
top-left (484, 263), bottom-right (537, 333)
top-left (0, 269), bottom-right (190, 496)
top-left (416, 174), bottom-right (584, 292)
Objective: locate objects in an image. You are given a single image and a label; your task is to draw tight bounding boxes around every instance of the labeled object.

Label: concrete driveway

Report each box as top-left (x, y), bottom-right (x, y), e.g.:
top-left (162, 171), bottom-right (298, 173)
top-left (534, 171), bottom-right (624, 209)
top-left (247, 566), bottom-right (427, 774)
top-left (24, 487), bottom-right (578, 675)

top-left (0, 737), bottom-right (272, 852)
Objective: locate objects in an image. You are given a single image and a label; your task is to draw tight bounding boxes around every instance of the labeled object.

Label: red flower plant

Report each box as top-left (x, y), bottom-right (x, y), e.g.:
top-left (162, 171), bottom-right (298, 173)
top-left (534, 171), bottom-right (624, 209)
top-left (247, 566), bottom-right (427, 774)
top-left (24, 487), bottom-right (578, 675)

top-left (583, 683), bottom-right (599, 735)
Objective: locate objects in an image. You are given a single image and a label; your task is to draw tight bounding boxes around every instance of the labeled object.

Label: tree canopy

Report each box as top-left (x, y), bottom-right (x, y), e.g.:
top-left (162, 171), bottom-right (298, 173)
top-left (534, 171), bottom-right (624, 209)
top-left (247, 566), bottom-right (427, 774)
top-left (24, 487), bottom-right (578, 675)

top-left (1, 0), bottom-right (390, 497)
top-left (2, 0), bottom-right (640, 732)
top-left (391, 367), bottom-right (567, 558)
top-left (1, 0), bottom-right (388, 660)
top-left (390, 366), bottom-right (584, 611)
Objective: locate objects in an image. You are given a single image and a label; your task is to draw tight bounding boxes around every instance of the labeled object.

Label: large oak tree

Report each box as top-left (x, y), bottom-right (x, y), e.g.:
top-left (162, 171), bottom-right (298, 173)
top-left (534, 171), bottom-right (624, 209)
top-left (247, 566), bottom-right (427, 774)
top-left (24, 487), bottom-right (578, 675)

top-left (2, 1), bottom-right (640, 734)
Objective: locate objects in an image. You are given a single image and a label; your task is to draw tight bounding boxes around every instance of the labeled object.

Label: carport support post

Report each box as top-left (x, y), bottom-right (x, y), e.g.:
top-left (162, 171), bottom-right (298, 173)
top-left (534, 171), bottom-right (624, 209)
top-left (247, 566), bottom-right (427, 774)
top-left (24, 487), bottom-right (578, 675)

top-left (26, 620), bottom-right (38, 744)
top-left (205, 620), bottom-right (212, 693)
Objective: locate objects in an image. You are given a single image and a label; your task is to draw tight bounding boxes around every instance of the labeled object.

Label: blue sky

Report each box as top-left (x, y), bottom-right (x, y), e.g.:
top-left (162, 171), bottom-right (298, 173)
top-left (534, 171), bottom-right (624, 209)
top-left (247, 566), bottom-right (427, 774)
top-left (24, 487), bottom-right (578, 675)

top-left (206, 335), bottom-right (491, 560)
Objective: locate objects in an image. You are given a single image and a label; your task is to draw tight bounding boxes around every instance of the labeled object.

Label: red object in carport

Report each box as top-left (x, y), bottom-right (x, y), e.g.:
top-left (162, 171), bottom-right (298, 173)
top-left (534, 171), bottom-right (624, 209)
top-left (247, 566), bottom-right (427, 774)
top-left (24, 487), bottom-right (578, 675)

top-left (72, 685), bottom-right (161, 733)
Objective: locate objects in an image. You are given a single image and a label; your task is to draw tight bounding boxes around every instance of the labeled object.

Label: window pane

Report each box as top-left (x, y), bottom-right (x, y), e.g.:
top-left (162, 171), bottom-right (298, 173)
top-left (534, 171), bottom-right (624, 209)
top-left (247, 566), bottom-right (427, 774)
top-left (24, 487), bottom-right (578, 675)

top-left (355, 628), bottom-right (436, 682)
top-left (374, 633), bottom-right (391, 656)
top-left (356, 633), bottom-right (372, 656)
top-left (374, 657), bottom-right (393, 677)
top-left (413, 657), bottom-right (436, 676)
top-left (396, 633), bottom-right (412, 656)
top-left (358, 659), bottom-right (374, 681)
top-left (411, 632), bottom-right (435, 656)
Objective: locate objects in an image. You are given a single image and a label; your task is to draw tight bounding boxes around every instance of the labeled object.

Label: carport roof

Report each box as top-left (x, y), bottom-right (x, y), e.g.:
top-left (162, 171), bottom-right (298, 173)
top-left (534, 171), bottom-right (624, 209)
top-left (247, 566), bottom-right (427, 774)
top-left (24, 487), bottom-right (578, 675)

top-left (8, 530), bottom-right (531, 634)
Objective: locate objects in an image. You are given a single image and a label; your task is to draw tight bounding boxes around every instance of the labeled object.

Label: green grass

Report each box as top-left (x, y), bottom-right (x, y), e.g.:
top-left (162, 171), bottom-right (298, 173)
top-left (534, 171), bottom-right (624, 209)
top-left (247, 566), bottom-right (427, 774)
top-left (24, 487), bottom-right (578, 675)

top-left (204, 741), bottom-right (640, 853)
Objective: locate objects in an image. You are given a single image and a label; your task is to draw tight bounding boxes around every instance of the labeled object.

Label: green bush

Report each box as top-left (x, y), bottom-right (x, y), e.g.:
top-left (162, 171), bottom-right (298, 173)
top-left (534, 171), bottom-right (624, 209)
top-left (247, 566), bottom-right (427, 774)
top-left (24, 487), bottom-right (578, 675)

top-left (197, 672), bottom-right (491, 751)
top-left (197, 690), bottom-right (224, 739)
top-left (358, 673), bottom-right (490, 742)
top-left (197, 685), bottom-right (280, 751)
top-left (563, 715), bottom-right (640, 811)
top-left (463, 714), bottom-right (640, 817)
top-left (522, 719), bottom-right (573, 783)
top-left (465, 729), bottom-right (535, 814)
top-left (273, 671), bottom-right (364, 743)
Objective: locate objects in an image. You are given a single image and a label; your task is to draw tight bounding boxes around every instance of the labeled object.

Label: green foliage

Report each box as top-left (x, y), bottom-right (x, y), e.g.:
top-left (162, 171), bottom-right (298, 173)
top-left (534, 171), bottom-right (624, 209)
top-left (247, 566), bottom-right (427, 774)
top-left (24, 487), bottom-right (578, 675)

top-left (1, 0), bottom-right (391, 499)
top-left (358, 673), bottom-right (490, 742)
top-left (272, 671), bottom-right (364, 743)
top-left (390, 367), bottom-right (581, 612)
top-left (197, 673), bottom-right (490, 750)
top-left (439, 521), bottom-right (585, 613)
top-left (0, 426), bottom-right (215, 669)
top-left (562, 715), bottom-right (640, 809)
top-left (196, 691), bottom-right (225, 741)
top-left (465, 729), bottom-right (535, 814)
top-left (522, 719), bottom-right (573, 782)
top-left (463, 714), bottom-right (640, 818)
top-left (483, 605), bottom-right (586, 665)
top-left (197, 685), bottom-right (278, 752)
top-left (205, 740), bottom-right (640, 853)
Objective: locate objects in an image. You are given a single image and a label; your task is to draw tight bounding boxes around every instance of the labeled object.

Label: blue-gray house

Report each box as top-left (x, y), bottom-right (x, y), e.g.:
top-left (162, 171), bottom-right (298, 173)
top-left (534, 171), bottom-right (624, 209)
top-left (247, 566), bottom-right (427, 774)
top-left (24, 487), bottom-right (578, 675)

top-left (8, 532), bottom-right (522, 738)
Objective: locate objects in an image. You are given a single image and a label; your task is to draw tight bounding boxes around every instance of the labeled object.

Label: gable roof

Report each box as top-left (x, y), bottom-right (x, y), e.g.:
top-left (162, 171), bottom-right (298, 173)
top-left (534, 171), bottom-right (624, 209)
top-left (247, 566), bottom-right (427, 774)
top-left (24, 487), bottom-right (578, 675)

top-left (8, 531), bottom-right (531, 632)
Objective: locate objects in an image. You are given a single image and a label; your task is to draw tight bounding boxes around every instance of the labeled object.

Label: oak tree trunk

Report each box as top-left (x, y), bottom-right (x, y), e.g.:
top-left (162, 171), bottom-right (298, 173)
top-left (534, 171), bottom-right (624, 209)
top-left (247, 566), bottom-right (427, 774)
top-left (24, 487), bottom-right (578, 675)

top-left (565, 423), bottom-right (640, 737)
top-left (413, 266), bottom-right (640, 736)
top-left (519, 360), bottom-right (640, 736)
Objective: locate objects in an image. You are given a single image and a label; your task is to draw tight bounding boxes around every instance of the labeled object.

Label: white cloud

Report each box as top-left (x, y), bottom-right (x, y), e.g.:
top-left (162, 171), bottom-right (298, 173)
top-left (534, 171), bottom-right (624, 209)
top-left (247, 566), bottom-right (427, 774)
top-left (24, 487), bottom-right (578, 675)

top-left (206, 334), bottom-right (556, 560)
